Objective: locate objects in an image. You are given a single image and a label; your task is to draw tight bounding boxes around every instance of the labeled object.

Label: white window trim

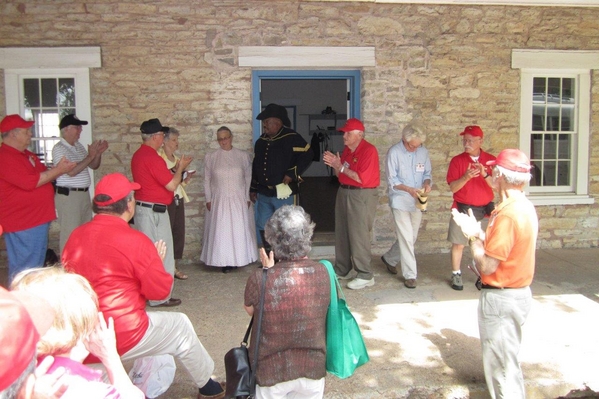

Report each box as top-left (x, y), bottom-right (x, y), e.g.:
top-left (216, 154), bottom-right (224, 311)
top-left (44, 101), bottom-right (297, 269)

top-left (513, 49), bottom-right (598, 206)
top-left (2, 47), bottom-right (101, 194)
top-left (0, 47), bottom-right (101, 69)
top-left (239, 46), bottom-right (375, 68)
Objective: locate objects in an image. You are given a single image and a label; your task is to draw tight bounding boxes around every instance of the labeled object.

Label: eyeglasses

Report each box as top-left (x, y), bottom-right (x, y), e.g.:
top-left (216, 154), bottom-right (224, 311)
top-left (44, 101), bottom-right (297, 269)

top-left (217, 136), bottom-right (232, 142)
top-left (462, 138), bottom-right (481, 144)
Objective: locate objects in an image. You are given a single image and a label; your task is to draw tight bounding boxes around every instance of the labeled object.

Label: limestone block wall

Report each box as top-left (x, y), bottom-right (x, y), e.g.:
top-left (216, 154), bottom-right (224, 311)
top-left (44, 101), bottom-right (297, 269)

top-left (1, 1), bottom-right (598, 266)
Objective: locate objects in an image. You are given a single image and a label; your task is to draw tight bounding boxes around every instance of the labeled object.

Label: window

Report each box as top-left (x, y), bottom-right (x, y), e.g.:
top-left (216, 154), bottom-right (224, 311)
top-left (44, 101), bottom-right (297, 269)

top-left (1, 47), bottom-right (100, 166)
top-left (529, 75), bottom-right (576, 190)
top-left (513, 50), bottom-right (597, 205)
top-left (21, 77), bottom-right (79, 165)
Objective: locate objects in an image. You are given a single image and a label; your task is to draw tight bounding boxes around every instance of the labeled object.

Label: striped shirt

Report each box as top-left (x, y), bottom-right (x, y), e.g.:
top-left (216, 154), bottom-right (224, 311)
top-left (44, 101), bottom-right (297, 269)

top-left (52, 138), bottom-right (91, 188)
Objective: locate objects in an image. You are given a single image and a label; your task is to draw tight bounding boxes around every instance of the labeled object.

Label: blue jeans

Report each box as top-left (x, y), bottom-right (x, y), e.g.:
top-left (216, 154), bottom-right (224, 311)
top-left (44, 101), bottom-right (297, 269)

top-left (4, 222), bottom-right (50, 283)
top-left (255, 194), bottom-right (295, 246)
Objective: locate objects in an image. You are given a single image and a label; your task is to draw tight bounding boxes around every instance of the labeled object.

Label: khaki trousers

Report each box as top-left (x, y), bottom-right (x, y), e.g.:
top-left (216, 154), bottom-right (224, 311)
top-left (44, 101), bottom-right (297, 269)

top-left (122, 311), bottom-right (215, 388)
top-left (55, 191), bottom-right (92, 254)
top-left (333, 187), bottom-right (378, 280)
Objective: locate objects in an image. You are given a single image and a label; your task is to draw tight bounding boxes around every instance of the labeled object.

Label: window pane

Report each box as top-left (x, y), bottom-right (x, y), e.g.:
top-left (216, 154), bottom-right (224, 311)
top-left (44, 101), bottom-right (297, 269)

top-left (560, 78), bottom-right (575, 132)
top-left (557, 161), bottom-right (570, 186)
top-left (531, 134), bottom-right (543, 159)
top-left (530, 161), bottom-right (541, 187)
top-left (543, 161), bottom-right (556, 186)
top-left (58, 78), bottom-right (75, 108)
top-left (41, 78), bottom-right (58, 107)
top-left (547, 78), bottom-right (561, 98)
top-left (32, 110), bottom-right (58, 138)
top-left (558, 134), bottom-right (571, 159)
top-left (23, 79), bottom-right (40, 108)
top-left (562, 78), bottom-right (574, 99)
top-left (60, 108), bottom-right (76, 120)
top-left (532, 77), bottom-right (547, 131)
top-left (31, 138), bottom-right (60, 166)
top-left (544, 134), bottom-right (557, 159)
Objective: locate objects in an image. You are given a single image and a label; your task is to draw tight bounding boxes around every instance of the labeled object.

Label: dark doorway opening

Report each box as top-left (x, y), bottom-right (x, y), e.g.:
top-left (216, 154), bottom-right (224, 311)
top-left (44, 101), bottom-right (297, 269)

top-left (253, 71), bottom-right (361, 236)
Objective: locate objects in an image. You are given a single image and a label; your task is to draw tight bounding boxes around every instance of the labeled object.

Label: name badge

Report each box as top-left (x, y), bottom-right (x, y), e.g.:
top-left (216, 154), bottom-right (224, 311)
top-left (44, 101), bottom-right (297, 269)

top-left (342, 161), bottom-right (350, 169)
top-left (416, 163), bottom-right (425, 173)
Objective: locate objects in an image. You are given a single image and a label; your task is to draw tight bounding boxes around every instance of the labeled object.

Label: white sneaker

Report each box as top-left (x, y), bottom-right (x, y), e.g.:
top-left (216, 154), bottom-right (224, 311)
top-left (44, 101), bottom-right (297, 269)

top-left (347, 278), bottom-right (375, 290)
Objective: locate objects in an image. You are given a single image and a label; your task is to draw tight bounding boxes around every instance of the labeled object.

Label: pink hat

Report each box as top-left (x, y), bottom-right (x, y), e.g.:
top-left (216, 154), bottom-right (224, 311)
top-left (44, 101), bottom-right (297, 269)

top-left (94, 173), bottom-right (141, 206)
top-left (0, 287), bottom-right (55, 391)
top-left (339, 118), bottom-right (365, 133)
top-left (0, 114), bottom-right (35, 134)
top-left (486, 149), bottom-right (532, 173)
top-left (460, 125), bottom-right (483, 138)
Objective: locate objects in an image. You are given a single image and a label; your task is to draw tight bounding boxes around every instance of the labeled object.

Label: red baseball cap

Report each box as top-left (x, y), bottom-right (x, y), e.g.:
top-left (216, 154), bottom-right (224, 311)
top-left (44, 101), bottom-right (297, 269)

top-left (339, 118), bottom-right (365, 133)
top-left (0, 287), bottom-right (55, 391)
top-left (486, 149), bottom-right (532, 173)
top-left (460, 125), bottom-right (483, 138)
top-left (0, 114), bottom-right (35, 134)
top-left (94, 173), bottom-right (141, 206)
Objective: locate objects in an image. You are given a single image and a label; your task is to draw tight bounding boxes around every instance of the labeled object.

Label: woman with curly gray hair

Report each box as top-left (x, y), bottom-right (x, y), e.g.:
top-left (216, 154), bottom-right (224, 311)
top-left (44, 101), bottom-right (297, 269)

top-left (243, 205), bottom-right (330, 399)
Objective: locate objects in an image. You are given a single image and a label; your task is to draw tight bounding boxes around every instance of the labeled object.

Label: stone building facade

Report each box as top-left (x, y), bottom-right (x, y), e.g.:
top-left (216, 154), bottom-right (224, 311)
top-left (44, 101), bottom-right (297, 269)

top-left (1, 1), bottom-right (598, 264)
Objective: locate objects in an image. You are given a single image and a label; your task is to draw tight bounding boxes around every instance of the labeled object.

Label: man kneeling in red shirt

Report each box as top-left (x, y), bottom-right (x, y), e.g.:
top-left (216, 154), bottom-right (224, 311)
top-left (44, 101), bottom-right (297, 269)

top-left (62, 173), bottom-right (224, 399)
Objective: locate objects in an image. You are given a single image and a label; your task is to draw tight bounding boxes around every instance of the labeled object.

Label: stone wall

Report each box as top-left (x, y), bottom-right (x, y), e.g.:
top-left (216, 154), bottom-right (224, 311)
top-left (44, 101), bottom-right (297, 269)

top-left (1, 1), bottom-right (598, 265)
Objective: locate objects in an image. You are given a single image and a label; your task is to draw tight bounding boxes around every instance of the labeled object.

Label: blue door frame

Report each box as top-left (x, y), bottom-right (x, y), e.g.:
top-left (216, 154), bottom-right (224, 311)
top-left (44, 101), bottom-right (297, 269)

top-left (251, 70), bottom-right (361, 142)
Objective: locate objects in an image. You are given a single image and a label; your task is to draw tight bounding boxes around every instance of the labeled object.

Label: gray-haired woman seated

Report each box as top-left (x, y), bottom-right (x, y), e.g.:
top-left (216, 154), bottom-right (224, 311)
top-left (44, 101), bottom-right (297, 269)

top-left (244, 205), bottom-right (330, 399)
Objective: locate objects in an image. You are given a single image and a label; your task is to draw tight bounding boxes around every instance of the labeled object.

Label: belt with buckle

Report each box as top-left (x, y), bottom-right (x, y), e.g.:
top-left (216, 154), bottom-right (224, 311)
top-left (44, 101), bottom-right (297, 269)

top-left (56, 186), bottom-right (89, 192)
top-left (340, 184), bottom-right (375, 190)
top-left (135, 201), bottom-right (167, 213)
top-left (56, 186), bottom-right (89, 196)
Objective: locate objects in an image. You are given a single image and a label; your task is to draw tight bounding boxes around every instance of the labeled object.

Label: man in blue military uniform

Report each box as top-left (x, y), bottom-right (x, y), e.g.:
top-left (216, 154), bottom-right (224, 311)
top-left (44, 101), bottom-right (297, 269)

top-left (250, 103), bottom-right (313, 251)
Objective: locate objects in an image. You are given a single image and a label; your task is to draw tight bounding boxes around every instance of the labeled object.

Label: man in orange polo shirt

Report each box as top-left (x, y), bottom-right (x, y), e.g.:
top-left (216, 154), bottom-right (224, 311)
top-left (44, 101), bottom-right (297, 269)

top-left (452, 149), bottom-right (538, 399)
top-left (323, 118), bottom-right (380, 290)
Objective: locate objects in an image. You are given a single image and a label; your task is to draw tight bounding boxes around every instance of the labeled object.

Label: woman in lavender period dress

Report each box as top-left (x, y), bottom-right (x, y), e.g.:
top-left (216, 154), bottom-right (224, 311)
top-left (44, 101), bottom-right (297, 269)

top-left (200, 126), bottom-right (258, 272)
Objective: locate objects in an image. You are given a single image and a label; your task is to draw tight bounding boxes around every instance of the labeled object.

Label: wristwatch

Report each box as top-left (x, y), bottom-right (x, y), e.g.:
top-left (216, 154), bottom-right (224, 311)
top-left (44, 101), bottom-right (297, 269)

top-left (468, 236), bottom-right (480, 245)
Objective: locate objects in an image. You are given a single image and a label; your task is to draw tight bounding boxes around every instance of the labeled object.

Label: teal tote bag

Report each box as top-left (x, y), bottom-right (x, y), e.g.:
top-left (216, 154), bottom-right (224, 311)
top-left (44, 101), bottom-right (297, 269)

top-left (320, 260), bottom-right (369, 378)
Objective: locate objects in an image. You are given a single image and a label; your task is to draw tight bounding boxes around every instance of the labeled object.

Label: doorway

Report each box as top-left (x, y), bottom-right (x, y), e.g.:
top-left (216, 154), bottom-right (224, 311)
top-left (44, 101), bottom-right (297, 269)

top-left (252, 71), bottom-right (361, 235)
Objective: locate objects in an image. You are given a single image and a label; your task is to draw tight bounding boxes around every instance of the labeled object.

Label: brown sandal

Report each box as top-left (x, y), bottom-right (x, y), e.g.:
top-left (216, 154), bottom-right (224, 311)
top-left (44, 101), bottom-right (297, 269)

top-left (174, 270), bottom-right (188, 280)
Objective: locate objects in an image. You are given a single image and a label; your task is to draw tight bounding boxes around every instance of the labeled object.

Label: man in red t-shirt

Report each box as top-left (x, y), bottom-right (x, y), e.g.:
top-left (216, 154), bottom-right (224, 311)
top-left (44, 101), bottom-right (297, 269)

top-left (452, 149), bottom-right (538, 399)
top-left (131, 118), bottom-right (192, 307)
top-left (63, 173), bottom-right (225, 399)
top-left (0, 114), bottom-right (75, 282)
top-left (323, 118), bottom-right (380, 290)
top-left (446, 125), bottom-right (496, 290)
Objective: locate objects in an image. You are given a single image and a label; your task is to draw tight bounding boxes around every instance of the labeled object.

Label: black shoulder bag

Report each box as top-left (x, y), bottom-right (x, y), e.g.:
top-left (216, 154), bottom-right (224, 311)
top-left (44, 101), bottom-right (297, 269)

top-left (224, 268), bottom-right (267, 399)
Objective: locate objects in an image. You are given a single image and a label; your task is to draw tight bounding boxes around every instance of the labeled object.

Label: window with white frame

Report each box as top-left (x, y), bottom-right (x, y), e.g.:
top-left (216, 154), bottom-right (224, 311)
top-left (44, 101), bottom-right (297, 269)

top-left (513, 50), bottom-right (597, 205)
top-left (21, 76), bottom-right (79, 165)
top-left (1, 47), bottom-right (100, 166)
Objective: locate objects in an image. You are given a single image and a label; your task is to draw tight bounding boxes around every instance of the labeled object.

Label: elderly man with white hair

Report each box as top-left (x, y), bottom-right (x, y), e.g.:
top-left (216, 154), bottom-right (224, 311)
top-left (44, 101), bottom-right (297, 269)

top-left (381, 123), bottom-right (432, 289)
top-left (452, 149), bottom-right (538, 399)
top-left (323, 118), bottom-right (380, 290)
top-left (53, 114), bottom-right (108, 253)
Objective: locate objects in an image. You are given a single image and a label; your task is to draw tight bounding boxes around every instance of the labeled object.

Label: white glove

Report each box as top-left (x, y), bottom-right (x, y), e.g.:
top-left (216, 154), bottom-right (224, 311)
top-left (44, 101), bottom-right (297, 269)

top-left (276, 183), bottom-right (292, 200)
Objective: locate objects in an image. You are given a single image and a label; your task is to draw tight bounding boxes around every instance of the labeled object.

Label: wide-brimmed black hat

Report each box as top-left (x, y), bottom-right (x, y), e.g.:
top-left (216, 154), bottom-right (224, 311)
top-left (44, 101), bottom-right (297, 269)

top-left (140, 118), bottom-right (168, 134)
top-left (256, 103), bottom-right (291, 127)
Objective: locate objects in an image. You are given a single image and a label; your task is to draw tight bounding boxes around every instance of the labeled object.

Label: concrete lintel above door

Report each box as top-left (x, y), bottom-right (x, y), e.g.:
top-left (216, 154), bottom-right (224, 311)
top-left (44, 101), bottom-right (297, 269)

top-left (239, 46), bottom-right (375, 68)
